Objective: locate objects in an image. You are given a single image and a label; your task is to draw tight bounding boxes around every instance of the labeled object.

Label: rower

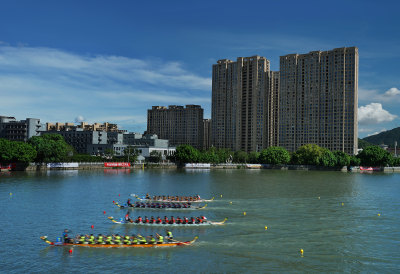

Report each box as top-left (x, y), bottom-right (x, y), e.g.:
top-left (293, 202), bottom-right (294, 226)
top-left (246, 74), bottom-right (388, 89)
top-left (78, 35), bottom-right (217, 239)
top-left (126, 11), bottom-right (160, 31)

top-left (144, 216), bottom-right (149, 223)
top-left (62, 229), bottom-right (71, 243)
top-left (114, 234), bottom-right (122, 244)
top-left (97, 234), bottom-right (105, 244)
top-left (176, 217), bottom-right (182, 224)
top-left (123, 235), bottom-right (131, 245)
top-left (125, 211), bottom-right (132, 223)
top-left (78, 235), bottom-right (86, 244)
top-left (105, 235), bottom-right (114, 244)
top-left (145, 193), bottom-right (150, 199)
top-left (169, 216), bottom-right (175, 224)
top-left (156, 233), bottom-right (164, 244)
top-left (137, 235), bottom-right (147, 244)
top-left (183, 216), bottom-right (189, 224)
top-left (156, 217), bottom-right (162, 224)
top-left (190, 217), bottom-right (195, 224)
top-left (136, 216), bottom-right (142, 223)
top-left (131, 235), bottom-right (138, 245)
top-left (127, 198), bottom-right (132, 207)
top-left (163, 216), bottom-right (169, 224)
top-left (88, 234), bottom-right (95, 244)
top-left (166, 230), bottom-right (173, 242)
top-left (196, 217), bottom-right (203, 224)
top-left (150, 216), bottom-right (155, 223)
top-left (148, 235), bottom-right (156, 244)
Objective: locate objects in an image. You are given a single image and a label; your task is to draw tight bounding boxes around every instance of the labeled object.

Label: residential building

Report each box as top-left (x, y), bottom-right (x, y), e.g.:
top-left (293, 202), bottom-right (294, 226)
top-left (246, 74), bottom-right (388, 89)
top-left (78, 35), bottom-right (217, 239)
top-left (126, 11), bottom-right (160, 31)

top-left (279, 47), bottom-right (358, 154)
top-left (266, 71), bottom-right (280, 147)
top-left (0, 116), bottom-right (44, 141)
top-left (147, 105), bottom-right (204, 149)
top-left (212, 56), bottom-right (271, 152)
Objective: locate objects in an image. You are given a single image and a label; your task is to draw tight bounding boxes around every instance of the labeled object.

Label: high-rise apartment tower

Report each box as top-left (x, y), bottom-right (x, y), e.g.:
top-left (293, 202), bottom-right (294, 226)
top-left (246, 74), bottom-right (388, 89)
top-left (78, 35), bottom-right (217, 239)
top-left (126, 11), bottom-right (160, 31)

top-left (279, 47), bottom-right (358, 154)
top-left (212, 56), bottom-right (271, 152)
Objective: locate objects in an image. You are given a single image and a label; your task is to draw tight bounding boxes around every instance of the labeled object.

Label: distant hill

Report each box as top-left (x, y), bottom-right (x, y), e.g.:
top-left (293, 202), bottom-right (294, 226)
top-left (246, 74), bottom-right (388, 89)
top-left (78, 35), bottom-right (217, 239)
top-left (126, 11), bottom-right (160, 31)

top-left (358, 138), bottom-right (373, 149)
top-left (362, 127), bottom-right (400, 147)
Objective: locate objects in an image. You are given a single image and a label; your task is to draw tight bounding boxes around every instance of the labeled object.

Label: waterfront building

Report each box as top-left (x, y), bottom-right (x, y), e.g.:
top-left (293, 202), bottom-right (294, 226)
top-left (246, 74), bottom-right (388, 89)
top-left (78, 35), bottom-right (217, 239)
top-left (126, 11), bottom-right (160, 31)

top-left (279, 47), bottom-right (358, 154)
top-left (0, 116), bottom-right (44, 142)
top-left (211, 56), bottom-right (271, 152)
top-left (46, 121), bottom-right (125, 133)
top-left (267, 71), bottom-right (280, 147)
top-left (147, 105), bottom-right (204, 149)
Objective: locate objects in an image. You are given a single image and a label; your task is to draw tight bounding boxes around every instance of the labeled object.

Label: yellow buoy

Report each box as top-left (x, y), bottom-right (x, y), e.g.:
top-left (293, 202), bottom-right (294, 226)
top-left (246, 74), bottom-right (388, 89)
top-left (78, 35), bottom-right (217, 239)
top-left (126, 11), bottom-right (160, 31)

top-left (229, 201), bottom-right (232, 204)
top-left (220, 194), bottom-right (223, 198)
top-left (264, 226), bottom-right (268, 230)
top-left (9, 192), bottom-right (12, 196)
top-left (300, 249), bottom-right (304, 256)
top-left (341, 202), bottom-right (344, 206)
top-left (377, 213), bottom-right (381, 216)
top-left (243, 212), bottom-right (246, 216)
top-left (318, 197), bottom-right (320, 199)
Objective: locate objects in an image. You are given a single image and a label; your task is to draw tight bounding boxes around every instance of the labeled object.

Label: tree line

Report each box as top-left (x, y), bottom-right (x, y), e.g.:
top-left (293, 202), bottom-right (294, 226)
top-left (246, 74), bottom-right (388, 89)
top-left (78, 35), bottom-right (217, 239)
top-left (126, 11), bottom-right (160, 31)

top-left (0, 134), bottom-right (138, 164)
top-left (1, 134), bottom-right (399, 167)
top-left (172, 144), bottom-right (400, 167)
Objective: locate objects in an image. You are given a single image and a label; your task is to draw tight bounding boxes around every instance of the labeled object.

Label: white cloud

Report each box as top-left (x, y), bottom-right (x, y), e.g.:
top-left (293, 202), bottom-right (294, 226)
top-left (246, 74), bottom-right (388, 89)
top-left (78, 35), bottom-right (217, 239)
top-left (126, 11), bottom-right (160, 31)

top-left (359, 87), bottom-right (400, 103)
top-left (358, 103), bottom-right (397, 125)
top-left (74, 116), bottom-right (85, 123)
top-left (0, 45), bottom-right (212, 132)
top-left (384, 87), bottom-right (400, 96)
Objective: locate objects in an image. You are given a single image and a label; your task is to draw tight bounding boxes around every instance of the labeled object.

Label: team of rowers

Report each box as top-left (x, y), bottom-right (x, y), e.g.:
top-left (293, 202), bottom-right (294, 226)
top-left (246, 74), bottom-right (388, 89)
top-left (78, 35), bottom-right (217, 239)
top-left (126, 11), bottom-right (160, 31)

top-left (126, 199), bottom-right (193, 209)
top-left (124, 212), bottom-right (208, 224)
top-left (63, 229), bottom-right (174, 245)
top-left (144, 194), bottom-right (202, 202)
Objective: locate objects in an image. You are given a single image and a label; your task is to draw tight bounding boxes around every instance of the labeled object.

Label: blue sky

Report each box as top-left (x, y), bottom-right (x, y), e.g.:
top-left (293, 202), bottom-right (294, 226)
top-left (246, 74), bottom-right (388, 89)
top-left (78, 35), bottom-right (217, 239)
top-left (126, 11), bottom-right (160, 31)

top-left (0, 0), bottom-right (399, 137)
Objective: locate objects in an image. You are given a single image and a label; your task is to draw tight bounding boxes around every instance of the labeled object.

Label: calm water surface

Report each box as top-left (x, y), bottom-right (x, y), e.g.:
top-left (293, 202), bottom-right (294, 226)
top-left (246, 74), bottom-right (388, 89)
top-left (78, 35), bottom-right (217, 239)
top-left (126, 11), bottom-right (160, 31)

top-left (0, 169), bottom-right (399, 273)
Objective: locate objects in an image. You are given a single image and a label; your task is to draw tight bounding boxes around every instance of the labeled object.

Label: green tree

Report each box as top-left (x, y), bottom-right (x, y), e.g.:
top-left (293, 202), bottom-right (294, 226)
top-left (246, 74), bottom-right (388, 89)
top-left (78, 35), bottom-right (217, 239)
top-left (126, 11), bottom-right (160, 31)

top-left (350, 155), bottom-right (361, 166)
top-left (199, 149), bottom-right (219, 164)
top-left (0, 139), bottom-right (36, 163)
top-left (248, 151), bottom-right (260, 164)
top-left (258, 146), bottom-right (291, 165)
top-left (334, 151), bottom-right (351, 167)
top-left (233, 151), bottom-right (248, 163)
top-left (292, 144), bottom-right (325, 165)
top-left (319, 149), bottom-right (337, 167)
top-left (216, 148), bottom-right (232, 163)
top-left (357, 146), bottom-right (393, 166)
top-left (148, 150), bottom-right (162, 163)
top-left (29, 134), bottom-right (72, 163)
top-left (123, 146), bottom-right (139, 162)
top-left (13, 141), bottom-right (37, 163)
top-left (174, 145), bottom-right (200, 163)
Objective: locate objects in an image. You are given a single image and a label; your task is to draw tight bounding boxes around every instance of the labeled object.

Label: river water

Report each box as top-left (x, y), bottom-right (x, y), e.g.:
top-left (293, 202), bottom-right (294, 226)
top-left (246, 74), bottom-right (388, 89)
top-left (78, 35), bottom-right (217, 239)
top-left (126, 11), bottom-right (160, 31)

top-left (0, 169), bottom-right (399, 273)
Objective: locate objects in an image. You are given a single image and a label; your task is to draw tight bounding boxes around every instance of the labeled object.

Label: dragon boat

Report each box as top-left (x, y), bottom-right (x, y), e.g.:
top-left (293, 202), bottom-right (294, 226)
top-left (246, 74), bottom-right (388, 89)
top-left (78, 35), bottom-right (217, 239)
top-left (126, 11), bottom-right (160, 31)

top-left (108, 216), bottom-right (227, 226)
top-left (40, 236), bottom-right (197, 248)
top-left (113, 201), bottom-right (208, 210)
top-left (131, 194), bottom-right (214, 203)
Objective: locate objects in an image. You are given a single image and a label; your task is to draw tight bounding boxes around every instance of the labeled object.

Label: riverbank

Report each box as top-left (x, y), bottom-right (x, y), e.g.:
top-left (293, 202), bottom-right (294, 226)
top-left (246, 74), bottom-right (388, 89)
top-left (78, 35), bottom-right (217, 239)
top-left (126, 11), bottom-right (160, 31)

top-left (2, 162), bottom-right (399, 172)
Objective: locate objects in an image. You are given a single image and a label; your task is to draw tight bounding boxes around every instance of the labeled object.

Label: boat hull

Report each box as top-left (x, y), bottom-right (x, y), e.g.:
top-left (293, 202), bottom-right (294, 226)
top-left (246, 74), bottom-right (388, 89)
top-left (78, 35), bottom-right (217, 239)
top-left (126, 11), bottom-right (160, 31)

top-left (41, 236), bottom-right (197, 247)
top-left (108, 216), bottom-right (227, 226)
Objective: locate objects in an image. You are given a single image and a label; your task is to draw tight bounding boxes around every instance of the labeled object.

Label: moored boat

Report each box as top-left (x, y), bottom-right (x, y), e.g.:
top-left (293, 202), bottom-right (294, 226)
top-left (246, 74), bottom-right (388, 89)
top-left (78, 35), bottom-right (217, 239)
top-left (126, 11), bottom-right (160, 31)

top-left (40, 236), bottom-right (197, 247)
top-left (360, 166), bottom-right (382, 171)
top-left (108, 216), bottom-right (227, 226)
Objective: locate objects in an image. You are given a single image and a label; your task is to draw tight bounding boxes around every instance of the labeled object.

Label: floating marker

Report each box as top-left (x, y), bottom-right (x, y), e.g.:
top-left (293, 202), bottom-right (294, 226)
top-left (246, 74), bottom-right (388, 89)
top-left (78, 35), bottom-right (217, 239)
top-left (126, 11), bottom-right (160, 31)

top-left (69, 249), bottom-right (73, 254)
top-left (118, 194), bottom-right (120, 196)
top-left (318, 197), bottom-right (320, 199)
top-left (377, 213), bottom-right (381, 216)
top-left (103, 211), bottom-right (106, 214)
top-left (300, 249), bottom-right (304, 256)
top-left (113, 201), bottom-right (115, 204)
top-left (341, 202), bottom-right (344, 206)
top-left (220, 194), bottom-right (223, 198)
top-left (91, 225), bottom-right (94, 229)
top-left (229, 201), bottom-right (232, 204)
top-left (9, 192), bottom-right (12, 196)
top-left (243, 212), bottom-right (246, 216)
top-left (265, 226), bottom-right (268, 230)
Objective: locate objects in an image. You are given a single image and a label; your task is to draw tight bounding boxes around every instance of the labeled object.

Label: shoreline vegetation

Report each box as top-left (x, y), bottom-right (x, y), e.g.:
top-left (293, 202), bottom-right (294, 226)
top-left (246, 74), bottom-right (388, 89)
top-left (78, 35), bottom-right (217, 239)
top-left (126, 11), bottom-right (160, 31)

top-left (1, 134), bottom-right (400, 172)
